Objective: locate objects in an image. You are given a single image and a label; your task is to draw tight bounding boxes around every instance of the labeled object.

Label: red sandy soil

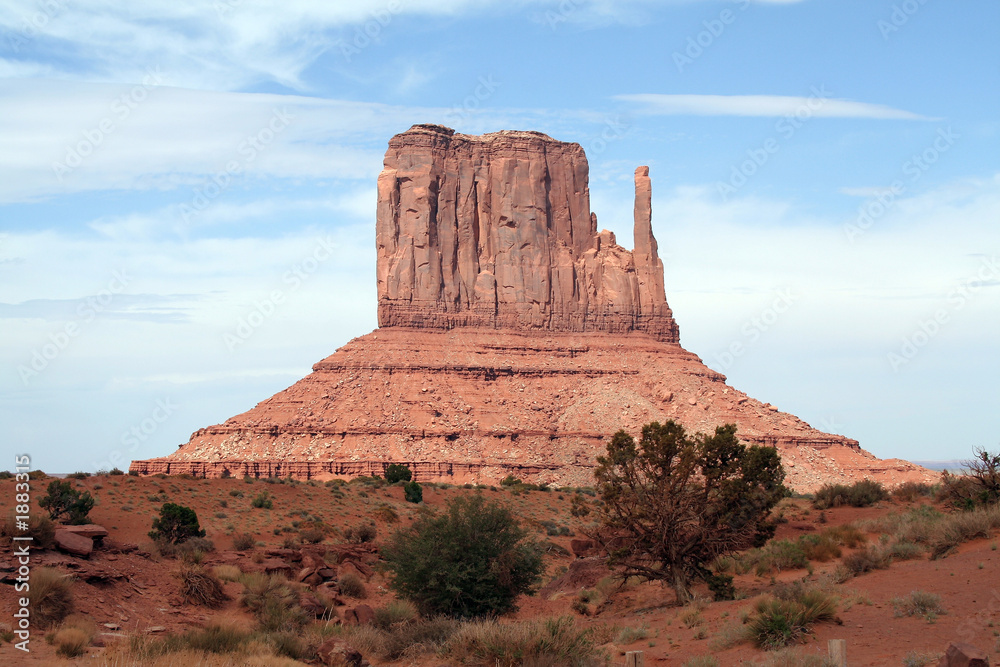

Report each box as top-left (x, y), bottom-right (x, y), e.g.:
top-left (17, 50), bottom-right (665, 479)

top-left (2, 474), bottom-right (999, 666)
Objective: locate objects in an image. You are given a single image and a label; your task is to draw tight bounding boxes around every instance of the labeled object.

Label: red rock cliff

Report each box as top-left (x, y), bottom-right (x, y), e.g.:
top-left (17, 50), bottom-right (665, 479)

top-left (376, 124), bottom-right (679, 342)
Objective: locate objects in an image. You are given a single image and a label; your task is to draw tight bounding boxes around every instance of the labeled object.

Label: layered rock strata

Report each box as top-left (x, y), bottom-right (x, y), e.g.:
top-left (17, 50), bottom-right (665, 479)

top-left (131, 125), bottom-right (934, 491)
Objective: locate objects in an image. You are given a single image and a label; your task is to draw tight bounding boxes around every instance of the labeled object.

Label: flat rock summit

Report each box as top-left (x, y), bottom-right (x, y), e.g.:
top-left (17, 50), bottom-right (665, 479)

top-left (131, 124), bottom-right (933, 491)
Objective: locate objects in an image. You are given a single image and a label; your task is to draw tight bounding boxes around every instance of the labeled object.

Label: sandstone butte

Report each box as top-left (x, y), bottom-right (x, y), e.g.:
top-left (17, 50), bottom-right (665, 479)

top-left (131, 124), bottom-right (934, 492)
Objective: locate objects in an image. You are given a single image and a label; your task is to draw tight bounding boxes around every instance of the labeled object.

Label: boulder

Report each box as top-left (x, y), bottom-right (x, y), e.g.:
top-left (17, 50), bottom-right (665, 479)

top-left (54, 529), bottom-right (93, 558)
top-left (343, 604), bottom-right (375, 626)
top-left (61, 524), bottom-right (109, 541)
top-left (937, 642), bottom-right (990, 667)
top-left (317, 639), bottom-right (367, 667)
top-left (261, 559), bottom-right (291, 576)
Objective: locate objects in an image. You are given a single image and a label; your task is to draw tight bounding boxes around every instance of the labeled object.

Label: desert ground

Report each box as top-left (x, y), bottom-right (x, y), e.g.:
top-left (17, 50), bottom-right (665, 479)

top-left (2, 471), bottom-right (999, 666)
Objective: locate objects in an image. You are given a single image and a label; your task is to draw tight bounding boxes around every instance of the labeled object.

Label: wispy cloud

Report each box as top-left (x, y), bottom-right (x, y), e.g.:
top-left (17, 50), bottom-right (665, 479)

top-left (615, 94), bottom-right (935, 120)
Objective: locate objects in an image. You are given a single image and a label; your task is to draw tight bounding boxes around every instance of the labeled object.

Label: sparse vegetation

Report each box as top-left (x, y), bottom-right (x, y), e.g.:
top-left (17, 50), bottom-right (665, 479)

top-left (344, 521), bottom-right (377, 543)
top-left (338, 571), bottom-right (367, 599)
top-left (812, 479), bottom-right (888, 509)
top-left (232, 532), bottom-right (256, 551)
top-left (251, 490), bottom-right (273, 509)
top-left (891, 590), bottom-right (946, 622)
top-left (443, 616), bottom-right (601, 667)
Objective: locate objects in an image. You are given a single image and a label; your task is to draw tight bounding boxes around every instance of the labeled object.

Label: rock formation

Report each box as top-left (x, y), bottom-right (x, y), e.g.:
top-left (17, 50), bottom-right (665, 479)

top-left (130, 125), bottom-right (934, 492)
top-left (376, 125), bottom-right (678, 342)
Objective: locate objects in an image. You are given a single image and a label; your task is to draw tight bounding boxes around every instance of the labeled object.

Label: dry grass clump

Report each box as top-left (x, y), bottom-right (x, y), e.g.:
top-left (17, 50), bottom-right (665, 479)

top-left (373, 600), bottom-right (418, 629)
top-left (0, 513), bottom-right (55, 548)
top-left (29, 567), bottom-right (73, 629)
top-left (177, 564), bottom-right (228, 607)
top-left (337, 571), bottom-right (367, 599)
top-left (239, 573), bottom-right (309, 633)
top-left (746, 588), bottom-right (837, 649)
top-left (232, 533), bottom-right (256, 551)
top-left (101, 623), bottom-right (310, 666)
top-left (891, 590), bottom-right (946, 622)
top-left (346, 616), bottom-right (459, 661)
top-left (213, 564), bottom-right (243, 582)
top-left (52, 614), bottom-right (96, 658)
top-left (443, 616), bottom-right (602, 667)
top-left (747, 648), bottom-right (838, 666)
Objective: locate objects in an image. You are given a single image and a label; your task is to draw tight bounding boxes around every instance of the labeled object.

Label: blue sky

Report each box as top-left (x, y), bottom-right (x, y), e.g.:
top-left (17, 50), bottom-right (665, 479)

top-left (1, 0), bottom-right (997, 473)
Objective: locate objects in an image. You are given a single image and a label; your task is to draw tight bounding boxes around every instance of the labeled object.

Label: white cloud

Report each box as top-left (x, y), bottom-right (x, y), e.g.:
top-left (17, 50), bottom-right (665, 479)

top-left (615, 93), bottom-right (935, 120)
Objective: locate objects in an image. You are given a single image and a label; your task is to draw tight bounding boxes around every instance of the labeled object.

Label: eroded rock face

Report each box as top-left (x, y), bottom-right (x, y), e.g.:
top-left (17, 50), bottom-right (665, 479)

top-left (376, 124), bottom-right (679, 342)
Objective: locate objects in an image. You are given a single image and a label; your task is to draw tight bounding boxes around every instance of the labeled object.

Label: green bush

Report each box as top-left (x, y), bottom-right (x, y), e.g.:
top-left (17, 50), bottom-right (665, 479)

top-left (251, 491), bottom-right (273, 509)
top-left (383, 494), bottom-right (544, 618)
top-left (385, 464), bottom-right (412, 484)
top-left (404, 480), bottom-right (423, 503)
top-left (38, 480), bottom-right (95, 524)
top-left (148, 503), bottom-right (206, 544)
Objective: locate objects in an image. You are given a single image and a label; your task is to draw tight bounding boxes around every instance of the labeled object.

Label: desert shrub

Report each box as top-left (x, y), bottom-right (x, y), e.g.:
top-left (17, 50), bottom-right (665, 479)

top-left (707, 622), bottom-right (748, 651)
top-left (298, 522), bottom-right (326, 544)
top-left (373, 600), bottom-right (418, 629)
top-left (902, 651), bottom-right (936, 667)
top-left (108, 467), bottom-right (125, 475)
top-left (707, 573), bottom-right (735, 601)
top-left (404, 480), bottom-right (423, 503)
top-left (892, 481), bottom-right (935, 502)
top-left (351, 475), bottom-right (387, 488)
top-left (239, 573), bottom-right (309, 632)
top-left (54, 626), bottom-right (90, 657)
top-left (373, 504), bottom-right (400, 523)
top-left (813, 480), bottom-right (887, 509)
top-left (930, 509), bottom-right (995, 558)
top-left (177, 564), bottom-right (228, 607)
top-left (752, 648), bottom-right (838, 666)
top-left (346, 616), bottom-right (459, 661)
top-left (383, 494), bottom-right (544, 618)
top-left (251, 490), bottom-right (273, 509)
top-left (891, 590), bottom-right (946, 622)
top-left (29, 567), bottom-right (73, 629)
top-left (614, 625), bottom-right (649, 645)
top-left (67, 471), bottom-right (90, 479)
top-left (344, 522), bottom-right (377, 544)
top-left (797, 533), bottom-right (842, 562)
top-left (500, 475), bottom-right (522, 487)
top-left (338, 572), bottom-right (367, 599)
top-left (841, 544), bottom-right (892, 576)
top-left (443, 616), bottom-right (599, 667)
top-left (740, 539), bottom-right (809, 576)
top-left (747, 589), bottom-right (837, 649)
top-left (886, 540), bottom-right (924, 561)
top-left (232, 532), bottom-right (256, 551)
top-left (149, 503), bottom-right (206, 544)
top-left (38, 480), bottom-right (95, 524)
top-left (385, 464), bottom-right (412, 484)
top-left (0, 512), bottom-right (55, 549)
top-left (569, 493), bottom-right (591, 517)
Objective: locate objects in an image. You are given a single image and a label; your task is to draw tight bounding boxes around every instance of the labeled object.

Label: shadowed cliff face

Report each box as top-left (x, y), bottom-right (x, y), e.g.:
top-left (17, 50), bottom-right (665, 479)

top-left (375, 124), bottom-right (679, 343)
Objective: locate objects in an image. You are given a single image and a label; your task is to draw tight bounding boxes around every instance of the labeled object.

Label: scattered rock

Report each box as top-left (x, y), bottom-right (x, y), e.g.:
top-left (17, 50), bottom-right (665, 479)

top-left (54, 529), bottom-right (93, 558)
top-left (343, 605), bottom-right (375, 626)
top-left (937, 642), bottom-right (990, 667)
top-left (317, 639), bottom-right (366, 667)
